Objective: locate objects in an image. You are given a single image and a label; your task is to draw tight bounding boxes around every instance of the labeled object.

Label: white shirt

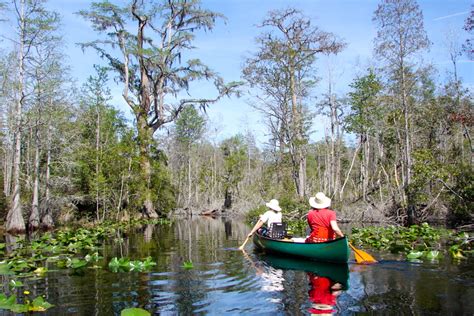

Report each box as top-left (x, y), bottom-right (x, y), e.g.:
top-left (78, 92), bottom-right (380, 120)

top-left (260, 210), bottom-right (282, 228)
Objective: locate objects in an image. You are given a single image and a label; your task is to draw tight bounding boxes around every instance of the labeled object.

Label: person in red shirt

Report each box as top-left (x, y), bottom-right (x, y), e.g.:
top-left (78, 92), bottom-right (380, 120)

top-left (305, 192), bottom-right (344, 243)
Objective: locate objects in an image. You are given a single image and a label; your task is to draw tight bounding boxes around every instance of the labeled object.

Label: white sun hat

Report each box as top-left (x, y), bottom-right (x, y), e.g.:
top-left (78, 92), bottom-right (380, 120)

top-left (309, 192), bottom-right (331, 209)
top-left (265, 199), bottom-right (282, 212)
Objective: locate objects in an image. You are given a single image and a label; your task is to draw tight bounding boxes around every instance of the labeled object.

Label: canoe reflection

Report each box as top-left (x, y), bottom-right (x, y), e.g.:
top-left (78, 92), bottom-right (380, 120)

top-left (258, 253), bottom-right (349, 288)
top-left (258, 253), bottom-right (349, 315)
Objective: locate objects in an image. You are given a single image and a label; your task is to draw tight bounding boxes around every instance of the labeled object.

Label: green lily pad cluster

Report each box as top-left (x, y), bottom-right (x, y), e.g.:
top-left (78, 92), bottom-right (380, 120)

top-left (406, 250), bottom-right (441, 262)
top-left (0, 219), bottom-right (171, 277)
top-left (0, 293), bottom-right (53, 313)
top-left (350, 223), bottom-right (472, 261)
top-left (108, 256), bottom-right (157, 272)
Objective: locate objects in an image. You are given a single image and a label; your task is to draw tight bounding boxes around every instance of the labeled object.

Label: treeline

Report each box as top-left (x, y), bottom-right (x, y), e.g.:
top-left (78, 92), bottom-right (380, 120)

top-left (0, 0), bottom-right (472, 234)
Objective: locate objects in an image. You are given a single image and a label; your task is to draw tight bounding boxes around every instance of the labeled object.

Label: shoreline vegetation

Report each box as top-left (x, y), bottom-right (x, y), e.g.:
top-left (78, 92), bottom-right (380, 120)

top-left (0, 0), bottom-right (472, 251)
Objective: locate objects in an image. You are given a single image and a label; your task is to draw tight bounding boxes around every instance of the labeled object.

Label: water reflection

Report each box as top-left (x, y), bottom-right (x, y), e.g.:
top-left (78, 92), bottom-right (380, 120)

top-left (143, 224), bottom-right (154, 242)
top-left (258, 254), bottom-right (349, 289)
top-left (0, 217), bottom-right (473, 315)
top-left (242, 250), bottom-right (284, 301)
top-left (307, 273), bottom-right (342, 315)
top-left (258, 253), bottom-right (349, 314)
top-left (5, 233), bottom-right (22, 254)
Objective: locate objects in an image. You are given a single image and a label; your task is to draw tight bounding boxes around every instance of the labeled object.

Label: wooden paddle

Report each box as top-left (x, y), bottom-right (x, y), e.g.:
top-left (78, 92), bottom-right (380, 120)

top-left (349, 242), bottom-right (377, 264)
top-left (238, 235), bottom-right (251, 250)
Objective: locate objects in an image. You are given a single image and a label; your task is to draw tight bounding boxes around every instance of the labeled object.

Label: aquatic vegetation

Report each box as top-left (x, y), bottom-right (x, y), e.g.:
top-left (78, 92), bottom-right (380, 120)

top-left (108, 257), bottom-right (156, 273)
top-left (0, 219), bottom-right (171, 278)
top-left (350, 223), bottom-right (472, 261)
top-left (0, 220), bottom-right (168, 313)
top-left (0, 293), bottom-right (53, 313)
top-left (182, 260), bottom-right (194, 269)
top-left (8, 280), bottom-right (23, 289)
top-left (121, 307), bottom-right (151, 316)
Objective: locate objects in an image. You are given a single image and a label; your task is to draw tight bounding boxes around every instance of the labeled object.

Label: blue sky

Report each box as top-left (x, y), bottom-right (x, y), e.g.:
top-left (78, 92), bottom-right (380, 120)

top-left (5, 0), bottom-right (473, 146)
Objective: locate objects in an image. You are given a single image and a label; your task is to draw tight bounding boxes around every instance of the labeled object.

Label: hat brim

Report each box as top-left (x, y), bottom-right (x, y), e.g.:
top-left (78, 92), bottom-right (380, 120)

top-left (265, 202), bottom-right (282, 212)
top-left (309, 197), bottom-right (331, 209)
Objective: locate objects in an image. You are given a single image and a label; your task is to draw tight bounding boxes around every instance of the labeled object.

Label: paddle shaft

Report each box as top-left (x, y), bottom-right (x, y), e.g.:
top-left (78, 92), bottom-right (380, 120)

top-left (239, 235), bottom-right (251, 250)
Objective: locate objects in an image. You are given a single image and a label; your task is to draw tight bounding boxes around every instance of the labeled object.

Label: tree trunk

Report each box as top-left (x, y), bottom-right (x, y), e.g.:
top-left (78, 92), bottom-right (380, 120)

top-left (116, 156), bottom-right (132, 220)
top-left (289, 65), bottom-right (305, 198)
top-left (6, 0), bottom-right (26, 234)
top-left (25, 126), bottom-right (32, 190)
top-left (28, 127), bottom-right (40, 231)
top-left (334, 96), bottom-right (341, 197)
top-left (3, 139), bottom-right (12, 197)
top-left (187, 145), bottom-right (191, 207)
top-left (224, 188), bottom-right (232, 209)
top-left (330, 94), bottom-right (336, 196)
top-left (40, 122), bottom-right (53, 230)
top-left (138, 116), bottom-right (158, 219)
top-left (340, 141), bottom-right (361, 198)
top-left (362, 134), bottom-right (369, 201)
top-left (2, 73), bottom-right (13, 198)
top-left (95, 105), bottom-right (101, 222)
top-left (401, 62), bottom-right (414, 225)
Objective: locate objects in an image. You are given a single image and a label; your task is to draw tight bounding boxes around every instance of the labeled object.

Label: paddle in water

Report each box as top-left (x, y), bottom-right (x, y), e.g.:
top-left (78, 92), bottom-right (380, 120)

top-left (238, 235), bottom-right (251, 250)
top-left (349, 242), bottom-right (377, 264)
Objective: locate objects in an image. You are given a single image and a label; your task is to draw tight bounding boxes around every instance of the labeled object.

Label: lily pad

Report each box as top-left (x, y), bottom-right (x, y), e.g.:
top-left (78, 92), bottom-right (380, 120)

top-left (425, 250), bottom-right (440, 260)
top-left (406, 251), bottom-right (424, 259)
top-left (29, 296), bottom-right (54, 311)
top-left (8, 280), bottom-right (24, 288)
top-left (0, 294), bottom-right (16, 309)
top-left (121, 307), bottom-right (151, 316)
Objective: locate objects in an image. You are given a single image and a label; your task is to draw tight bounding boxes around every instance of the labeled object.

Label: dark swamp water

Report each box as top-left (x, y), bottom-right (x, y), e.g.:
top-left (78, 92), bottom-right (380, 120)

top-left (1, 217), bottom-right (473, 315)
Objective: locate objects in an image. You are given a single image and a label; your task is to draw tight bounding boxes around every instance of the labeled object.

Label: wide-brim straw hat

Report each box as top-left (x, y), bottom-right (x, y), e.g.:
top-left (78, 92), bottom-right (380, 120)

top-left (309, 192), bottom-right (331, 209)
top-left (265, 199), bottom-right (282, 212)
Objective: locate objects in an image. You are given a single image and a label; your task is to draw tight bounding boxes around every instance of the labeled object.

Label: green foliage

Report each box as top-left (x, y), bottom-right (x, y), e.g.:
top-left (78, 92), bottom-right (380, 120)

top-left (74, 65), bottom-right (135, 219)
top-left (409, 149), bottom-right (448, 204)
top-left (446, 164), bottom-right (473, 227)
top-left (121, 307), bottom-right (151, 316)
top-left (149, 149), bottom-right (176, 214)
top-left (108, 256), bottom-right (156, 273)
top-left (182, 260), bottom-right (194, 269)
top-left (346, 69), bottom-right (382, 135)
top-left (175, 106), bottom-right (206, 147)
top-left (0, 219), bottom-right (169, 278)
top-left (8, 280), bottom-right (23, 289)
top-left (0, 293), bottom-right (53, 313)
top-left (221, 135), bottom-right (247, 192)
top-left (278, 196), bottom-right (307, 213)
top-left (350, 223), bottom-right (472, 261)
top-left (0, 173), bottom-right (7, 219)
top-left (245, 205), bottom-right (266, 224)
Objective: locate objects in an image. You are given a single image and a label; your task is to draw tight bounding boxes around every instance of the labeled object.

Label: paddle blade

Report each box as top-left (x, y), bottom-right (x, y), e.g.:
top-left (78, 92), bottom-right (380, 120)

top-left (349, 243), bottom-right (377, 264)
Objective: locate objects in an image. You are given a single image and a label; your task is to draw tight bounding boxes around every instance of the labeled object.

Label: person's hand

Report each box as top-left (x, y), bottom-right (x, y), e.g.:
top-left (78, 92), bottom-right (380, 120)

top-left (247, 232), bottom-right (253, 238)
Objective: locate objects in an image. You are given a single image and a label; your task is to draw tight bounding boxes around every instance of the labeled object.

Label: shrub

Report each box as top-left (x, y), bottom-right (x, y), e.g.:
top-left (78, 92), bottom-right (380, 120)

top-left (446, 164), bottom-right (473, 228)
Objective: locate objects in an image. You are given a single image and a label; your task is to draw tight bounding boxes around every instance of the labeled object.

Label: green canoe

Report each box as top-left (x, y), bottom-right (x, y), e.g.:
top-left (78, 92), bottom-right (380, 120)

top-left (253, 232), bottom-right (350, 263)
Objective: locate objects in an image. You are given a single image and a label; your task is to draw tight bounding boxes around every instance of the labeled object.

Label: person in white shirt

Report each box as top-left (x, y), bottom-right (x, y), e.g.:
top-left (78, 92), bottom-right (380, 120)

top-left (246, 199), bottom-right (282, 238)
top-left (238, 199), bottom-right (283, 250)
